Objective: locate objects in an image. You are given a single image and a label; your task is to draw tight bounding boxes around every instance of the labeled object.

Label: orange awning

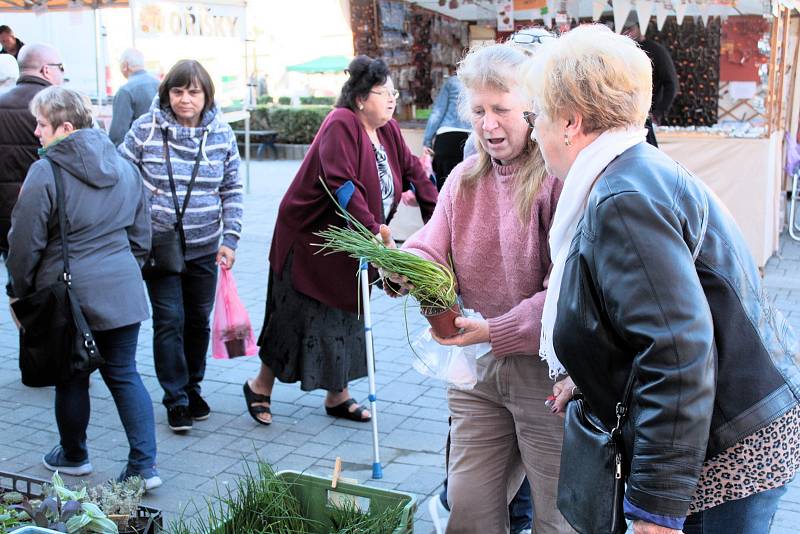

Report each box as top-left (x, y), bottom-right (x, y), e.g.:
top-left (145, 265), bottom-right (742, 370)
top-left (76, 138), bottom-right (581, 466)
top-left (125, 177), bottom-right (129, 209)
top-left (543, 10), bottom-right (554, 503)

top-left (0, 0), bottom-right (129, 11)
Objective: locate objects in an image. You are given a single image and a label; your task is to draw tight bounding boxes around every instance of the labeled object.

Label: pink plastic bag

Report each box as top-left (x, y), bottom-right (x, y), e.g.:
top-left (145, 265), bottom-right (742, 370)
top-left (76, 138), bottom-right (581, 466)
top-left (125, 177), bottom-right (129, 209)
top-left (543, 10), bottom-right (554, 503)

top-left (211, 268), bottom-right (258, 359)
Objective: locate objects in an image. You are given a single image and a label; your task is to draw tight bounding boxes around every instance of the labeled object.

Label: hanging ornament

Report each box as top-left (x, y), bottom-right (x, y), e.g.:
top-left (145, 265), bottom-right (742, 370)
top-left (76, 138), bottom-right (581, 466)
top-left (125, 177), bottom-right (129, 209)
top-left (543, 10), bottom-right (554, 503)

top-left (636, 0), bottom-right (654, 36)
top-left (593, 0), bottom-right (608, 21)
top-left (656, 1), bottom-right (669, 30)
top-left (613, 0), bottom-right (632, 33)
top-left (675, 0), bottom-right (688, 25)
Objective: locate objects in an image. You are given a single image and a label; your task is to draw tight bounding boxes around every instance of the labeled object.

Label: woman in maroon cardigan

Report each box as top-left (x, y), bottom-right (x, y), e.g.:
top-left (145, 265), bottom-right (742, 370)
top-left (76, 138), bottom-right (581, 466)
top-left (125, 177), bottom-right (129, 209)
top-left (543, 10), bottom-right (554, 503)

top-left (243, 56), bottom-right (438, 424)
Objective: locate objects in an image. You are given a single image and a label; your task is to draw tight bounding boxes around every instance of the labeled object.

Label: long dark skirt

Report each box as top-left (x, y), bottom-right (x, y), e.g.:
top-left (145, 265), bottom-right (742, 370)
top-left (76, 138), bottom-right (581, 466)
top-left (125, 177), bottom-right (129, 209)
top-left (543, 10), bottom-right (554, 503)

top-left (257, 251), bottom-right (367, 392)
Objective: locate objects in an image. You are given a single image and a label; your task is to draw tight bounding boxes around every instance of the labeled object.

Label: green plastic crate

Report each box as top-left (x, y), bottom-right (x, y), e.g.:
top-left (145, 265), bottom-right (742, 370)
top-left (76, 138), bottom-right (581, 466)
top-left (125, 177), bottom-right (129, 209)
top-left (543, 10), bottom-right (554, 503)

top-left (276, 470), bottom-right (416, 534)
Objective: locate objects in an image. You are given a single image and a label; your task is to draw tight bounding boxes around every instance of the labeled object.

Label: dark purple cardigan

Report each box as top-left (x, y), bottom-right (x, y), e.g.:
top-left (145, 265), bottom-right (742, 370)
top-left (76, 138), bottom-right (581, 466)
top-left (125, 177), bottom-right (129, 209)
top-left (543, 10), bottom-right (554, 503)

top-left (269, 107), bottom-right (438, 313)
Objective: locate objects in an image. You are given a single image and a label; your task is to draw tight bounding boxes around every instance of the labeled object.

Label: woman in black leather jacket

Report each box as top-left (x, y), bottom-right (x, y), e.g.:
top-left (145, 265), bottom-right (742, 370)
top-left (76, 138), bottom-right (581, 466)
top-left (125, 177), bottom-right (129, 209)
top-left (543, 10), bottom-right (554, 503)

top-left (529, 25), bottom-right (800, 534)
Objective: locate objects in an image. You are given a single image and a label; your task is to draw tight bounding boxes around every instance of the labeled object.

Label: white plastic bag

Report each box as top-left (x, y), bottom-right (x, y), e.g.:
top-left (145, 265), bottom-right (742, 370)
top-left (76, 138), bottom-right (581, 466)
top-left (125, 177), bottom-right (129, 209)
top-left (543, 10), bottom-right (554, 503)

top-left (410, 309), bottom-right (491, 390)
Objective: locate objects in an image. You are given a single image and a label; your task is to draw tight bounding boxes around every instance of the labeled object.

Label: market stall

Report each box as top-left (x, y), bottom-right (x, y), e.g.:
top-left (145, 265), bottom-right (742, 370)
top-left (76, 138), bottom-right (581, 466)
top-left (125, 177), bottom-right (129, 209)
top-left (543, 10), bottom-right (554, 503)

top-left (368, 0), bottom-right (800, 267)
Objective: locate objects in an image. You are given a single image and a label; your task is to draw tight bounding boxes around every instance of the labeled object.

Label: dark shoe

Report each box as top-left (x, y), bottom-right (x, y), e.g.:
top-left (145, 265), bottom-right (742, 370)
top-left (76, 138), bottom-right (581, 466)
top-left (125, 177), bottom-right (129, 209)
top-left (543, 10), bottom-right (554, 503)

top-left (167, 405), bottom-right (192, 432)
top-left (243, 381), bottom-right (271, 425)
top-left (42, 445), bottom-right (93, 476)
top-left (188, 390), bottom-right (210, 421)
top-left (325, 398), bottom-right (371, 422)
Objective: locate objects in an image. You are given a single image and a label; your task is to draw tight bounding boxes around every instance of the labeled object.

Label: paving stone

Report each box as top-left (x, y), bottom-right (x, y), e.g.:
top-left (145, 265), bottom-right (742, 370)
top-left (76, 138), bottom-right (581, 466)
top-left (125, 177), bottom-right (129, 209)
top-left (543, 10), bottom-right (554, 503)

top-left (383, 429), bottom-right (446, 453)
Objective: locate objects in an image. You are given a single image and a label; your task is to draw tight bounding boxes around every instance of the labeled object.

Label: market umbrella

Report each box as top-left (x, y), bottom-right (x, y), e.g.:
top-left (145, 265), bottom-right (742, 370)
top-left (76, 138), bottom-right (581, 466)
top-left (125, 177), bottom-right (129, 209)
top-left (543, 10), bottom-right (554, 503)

top-left (286, 55), bottom-right (350, 74)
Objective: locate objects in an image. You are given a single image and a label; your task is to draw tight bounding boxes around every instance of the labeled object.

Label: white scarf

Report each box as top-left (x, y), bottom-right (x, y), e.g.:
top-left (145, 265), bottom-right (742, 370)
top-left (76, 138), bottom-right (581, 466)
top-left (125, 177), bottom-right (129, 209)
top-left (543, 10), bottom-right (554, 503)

top-left (539, 127), bottom-right (647, 379)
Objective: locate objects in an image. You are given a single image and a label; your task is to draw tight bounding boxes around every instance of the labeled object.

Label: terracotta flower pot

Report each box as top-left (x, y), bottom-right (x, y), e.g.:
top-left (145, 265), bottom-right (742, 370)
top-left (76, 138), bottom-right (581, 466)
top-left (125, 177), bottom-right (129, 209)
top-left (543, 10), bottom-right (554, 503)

top-left (224, 338), bottom-right (247, 358)
top-left (422, 303), bottom-right (462, 338)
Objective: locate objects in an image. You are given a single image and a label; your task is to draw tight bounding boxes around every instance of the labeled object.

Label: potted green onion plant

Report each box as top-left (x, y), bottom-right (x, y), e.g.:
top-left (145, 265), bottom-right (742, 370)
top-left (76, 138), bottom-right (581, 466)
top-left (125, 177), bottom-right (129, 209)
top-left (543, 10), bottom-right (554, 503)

top-left (313, 179), bottom-right (461, 338)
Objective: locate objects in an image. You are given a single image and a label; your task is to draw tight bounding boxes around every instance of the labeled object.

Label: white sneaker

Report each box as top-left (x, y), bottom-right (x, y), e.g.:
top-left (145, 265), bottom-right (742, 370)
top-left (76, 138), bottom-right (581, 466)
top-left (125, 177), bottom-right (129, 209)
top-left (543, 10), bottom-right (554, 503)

top-left (427, 495), bottom-right (450, 534)
top-left (143, 475), bottom-right (162, 491)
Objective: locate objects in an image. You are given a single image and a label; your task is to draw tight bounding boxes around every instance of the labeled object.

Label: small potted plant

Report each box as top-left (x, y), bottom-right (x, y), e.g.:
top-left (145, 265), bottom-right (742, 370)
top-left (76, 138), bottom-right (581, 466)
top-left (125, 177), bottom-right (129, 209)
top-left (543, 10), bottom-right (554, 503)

top-left (87, 477), bottom-right (146, 533)
top-left (12, 472), bottom-right (118, 533)
top-left (313, 179), bottom-right (461, 338)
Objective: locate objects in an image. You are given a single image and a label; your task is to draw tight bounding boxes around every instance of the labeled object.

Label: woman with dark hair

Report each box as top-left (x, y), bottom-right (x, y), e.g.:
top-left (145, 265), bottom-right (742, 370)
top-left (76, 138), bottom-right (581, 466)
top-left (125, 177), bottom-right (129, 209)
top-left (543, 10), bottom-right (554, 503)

top-left (241, 56), bottom-right (438, 425)
top-left (120, 59), bottom-right (243, 433)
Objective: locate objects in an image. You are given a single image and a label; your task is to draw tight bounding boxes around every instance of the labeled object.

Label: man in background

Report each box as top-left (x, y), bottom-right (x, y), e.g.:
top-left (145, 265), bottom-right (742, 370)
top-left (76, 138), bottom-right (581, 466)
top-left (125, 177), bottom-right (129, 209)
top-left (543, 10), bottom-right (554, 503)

top-left (108, 48), bottom-right (159, 146)
top-left (0, 26), bottom-right (24, 59)
top-left (0, 43), bottom-right (64, 269)
top-left (624, 18), bottom-right (678, 146)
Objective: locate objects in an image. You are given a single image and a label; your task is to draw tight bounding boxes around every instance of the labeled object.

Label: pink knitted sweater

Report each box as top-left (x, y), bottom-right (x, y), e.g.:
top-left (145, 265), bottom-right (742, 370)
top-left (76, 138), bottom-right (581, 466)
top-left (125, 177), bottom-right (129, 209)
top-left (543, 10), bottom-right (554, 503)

top-left (402, 156), bottom-right (562, 357)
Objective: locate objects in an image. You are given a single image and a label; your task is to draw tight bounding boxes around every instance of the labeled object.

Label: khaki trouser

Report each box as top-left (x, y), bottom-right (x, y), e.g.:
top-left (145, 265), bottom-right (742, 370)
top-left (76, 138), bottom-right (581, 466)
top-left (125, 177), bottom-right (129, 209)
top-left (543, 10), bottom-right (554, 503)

top-left (445, 353), bottom-right (576, 534)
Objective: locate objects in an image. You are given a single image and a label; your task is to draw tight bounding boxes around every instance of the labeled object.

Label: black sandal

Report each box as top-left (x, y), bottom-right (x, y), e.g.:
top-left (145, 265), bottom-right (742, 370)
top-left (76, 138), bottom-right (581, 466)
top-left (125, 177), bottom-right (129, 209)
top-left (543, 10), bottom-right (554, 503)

top-left (325, 398), bottom-right (371, 422)
top-left (243, 381), bottom-right (271, 425)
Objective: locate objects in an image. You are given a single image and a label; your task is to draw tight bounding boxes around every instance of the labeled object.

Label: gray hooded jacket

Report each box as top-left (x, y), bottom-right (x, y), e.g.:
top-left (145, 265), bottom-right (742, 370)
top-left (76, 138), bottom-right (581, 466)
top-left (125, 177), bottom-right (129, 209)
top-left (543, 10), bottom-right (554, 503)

top-left (8, 128), bottom-right (151, 331)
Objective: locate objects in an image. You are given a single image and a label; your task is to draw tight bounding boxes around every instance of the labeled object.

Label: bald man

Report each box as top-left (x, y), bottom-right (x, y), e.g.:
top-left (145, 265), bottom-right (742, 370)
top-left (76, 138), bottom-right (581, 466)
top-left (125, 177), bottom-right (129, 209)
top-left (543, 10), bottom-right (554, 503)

top-left (0, 43), bottom-right (64, 267)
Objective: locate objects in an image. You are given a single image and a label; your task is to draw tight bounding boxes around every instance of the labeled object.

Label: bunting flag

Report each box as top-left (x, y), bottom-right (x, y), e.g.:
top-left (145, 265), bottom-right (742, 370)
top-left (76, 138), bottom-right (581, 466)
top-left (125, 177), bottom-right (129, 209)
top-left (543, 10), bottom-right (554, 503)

top-left (700, 3), bottom-right (710, 26)
top-left (675, 1), bottom-right (688, 25)
top-left (636, 0), bottom-right (654, 35)
top-left (612, 0), bottom-right (632, 33)
top-left (656, 1), bottom-right (669, 30)
top-left (593, 0), bottom-right (608, 21)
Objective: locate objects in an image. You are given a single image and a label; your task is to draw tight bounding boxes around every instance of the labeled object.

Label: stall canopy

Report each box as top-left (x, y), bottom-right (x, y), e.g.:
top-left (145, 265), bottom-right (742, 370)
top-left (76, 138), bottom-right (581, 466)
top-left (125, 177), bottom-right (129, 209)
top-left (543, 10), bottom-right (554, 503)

top-left (0, 0), bottom-right (128, 10)
top-left (286, 55), bottom-right (350, 74)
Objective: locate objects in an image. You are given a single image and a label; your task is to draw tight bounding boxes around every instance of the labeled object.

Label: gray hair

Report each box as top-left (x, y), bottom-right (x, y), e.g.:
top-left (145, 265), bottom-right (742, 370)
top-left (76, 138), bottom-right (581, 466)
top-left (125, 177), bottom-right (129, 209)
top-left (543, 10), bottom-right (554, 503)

top-left (120, 48), bottom-right (145, 70)
top-left (29, 86), bottom-right (93, 130)
top-left (0, 54), bottom-right (18, 86)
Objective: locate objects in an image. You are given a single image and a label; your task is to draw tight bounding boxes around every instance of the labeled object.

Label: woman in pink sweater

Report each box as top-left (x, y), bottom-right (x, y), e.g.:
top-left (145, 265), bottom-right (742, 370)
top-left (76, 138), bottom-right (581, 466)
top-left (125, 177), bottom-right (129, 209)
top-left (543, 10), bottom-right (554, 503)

top-left (385, 44), bottom-right (574, 533)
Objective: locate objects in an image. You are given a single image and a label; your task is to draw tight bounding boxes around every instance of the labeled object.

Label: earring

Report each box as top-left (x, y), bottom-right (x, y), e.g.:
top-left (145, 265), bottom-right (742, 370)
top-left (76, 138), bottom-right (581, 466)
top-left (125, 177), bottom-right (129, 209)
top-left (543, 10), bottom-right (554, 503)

top-left (358, 104), bottom-right (364, 110)
top-left (564, 133), bottom-right (572, 147)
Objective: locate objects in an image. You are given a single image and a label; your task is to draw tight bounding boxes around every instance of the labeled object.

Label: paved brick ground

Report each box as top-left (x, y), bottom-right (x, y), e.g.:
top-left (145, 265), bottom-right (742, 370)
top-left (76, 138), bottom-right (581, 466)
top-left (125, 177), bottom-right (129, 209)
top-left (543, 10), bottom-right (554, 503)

top-left (0, 158), bottom-right (797, 533)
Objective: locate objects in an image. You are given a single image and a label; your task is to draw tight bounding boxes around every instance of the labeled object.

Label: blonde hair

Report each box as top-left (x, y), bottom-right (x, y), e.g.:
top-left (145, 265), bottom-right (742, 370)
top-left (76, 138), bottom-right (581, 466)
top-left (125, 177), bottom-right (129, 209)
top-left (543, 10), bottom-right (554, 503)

top-left (29, 86), bottom-right (93, 130)
top-left (456, 43), bottom-right (547, 222)
top-left (530, 24), bottom-right (652, 133)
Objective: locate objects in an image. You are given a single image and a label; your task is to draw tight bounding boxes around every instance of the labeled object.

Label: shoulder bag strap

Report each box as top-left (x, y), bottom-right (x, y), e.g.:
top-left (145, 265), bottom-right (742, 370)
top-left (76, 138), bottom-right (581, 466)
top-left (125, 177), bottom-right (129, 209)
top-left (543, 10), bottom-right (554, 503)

top-left (47, 160), bottom-right (98, 355)
top-left (47, 159), bottom-right (70, 282)
top-left (163, 128), bottom-right (204, 251)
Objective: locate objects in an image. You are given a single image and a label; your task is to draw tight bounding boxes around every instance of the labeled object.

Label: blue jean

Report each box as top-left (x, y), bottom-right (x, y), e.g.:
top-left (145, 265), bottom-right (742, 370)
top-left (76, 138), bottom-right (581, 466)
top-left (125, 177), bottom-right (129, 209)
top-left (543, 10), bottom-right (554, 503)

top-left (682, 483), bottom-right (789, 534)
top-left (55, 323), bottom-right (157, 476)
top-left (146, 253), bottom-right (217, 408)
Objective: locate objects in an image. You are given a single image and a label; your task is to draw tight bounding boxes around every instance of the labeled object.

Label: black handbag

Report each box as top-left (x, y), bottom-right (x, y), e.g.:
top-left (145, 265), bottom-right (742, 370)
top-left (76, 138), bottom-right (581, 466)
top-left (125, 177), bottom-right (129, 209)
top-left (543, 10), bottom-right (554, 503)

top-left (557, 372), bottom-right (635, 534)
top-left (11, 160), bottom-right (103, 387)
top-left (141, 128), bottom-right (203, 280)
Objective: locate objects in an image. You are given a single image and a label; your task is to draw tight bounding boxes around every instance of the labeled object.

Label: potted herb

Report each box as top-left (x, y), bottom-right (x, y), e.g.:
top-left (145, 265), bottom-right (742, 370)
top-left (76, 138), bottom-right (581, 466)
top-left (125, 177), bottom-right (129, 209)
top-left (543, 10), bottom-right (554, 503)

top-left (11, 472), bottom-right (118, 533)
top-left (87, 477), bottom-right (146, 533)
top-left (313, 179), bottom-right (461, 338)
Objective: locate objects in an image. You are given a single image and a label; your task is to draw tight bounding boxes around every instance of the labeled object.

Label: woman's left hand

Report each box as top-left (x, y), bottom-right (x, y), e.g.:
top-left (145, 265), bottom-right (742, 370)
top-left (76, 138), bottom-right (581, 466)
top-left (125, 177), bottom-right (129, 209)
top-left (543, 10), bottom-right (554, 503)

top-left (551, 375), bottom-right (577, 416)
top-left (431, 316), bottom-right (490, 346)
top-left (217, 245), bottom-right (236, 270)
top-left (632, 520), bottom-right (683, 534)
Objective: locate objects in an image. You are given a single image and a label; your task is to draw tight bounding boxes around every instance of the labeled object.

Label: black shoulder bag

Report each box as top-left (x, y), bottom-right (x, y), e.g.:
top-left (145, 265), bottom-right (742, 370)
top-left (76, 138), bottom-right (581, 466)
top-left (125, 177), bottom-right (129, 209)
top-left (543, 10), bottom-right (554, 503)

top-left (557, 373), bottom-right (635, 534)
top-left (141, 128), bottom-right (203, 280)
top-left (12, 159), bottom-right (103, 387)
top-left (557, 189), bottom-right (709, 534)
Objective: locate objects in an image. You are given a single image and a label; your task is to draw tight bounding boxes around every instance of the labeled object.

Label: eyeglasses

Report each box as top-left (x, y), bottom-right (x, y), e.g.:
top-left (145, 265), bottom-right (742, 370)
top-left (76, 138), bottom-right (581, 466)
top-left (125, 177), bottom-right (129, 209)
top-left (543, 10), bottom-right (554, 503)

top-left (45, 63), bottom-right (65, 73)
top-left (370, 89), bottom-right (399, 100)
top-left (522, 111), bottom-right (537, 128)
top-left (512, 33), bottom-right (556, 45)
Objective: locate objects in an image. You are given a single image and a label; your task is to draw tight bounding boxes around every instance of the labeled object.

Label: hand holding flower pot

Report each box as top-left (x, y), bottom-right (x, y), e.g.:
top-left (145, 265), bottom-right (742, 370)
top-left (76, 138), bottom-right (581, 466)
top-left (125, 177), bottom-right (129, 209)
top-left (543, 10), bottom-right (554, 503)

top-left (429, 314), bottom-right (489, 345)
